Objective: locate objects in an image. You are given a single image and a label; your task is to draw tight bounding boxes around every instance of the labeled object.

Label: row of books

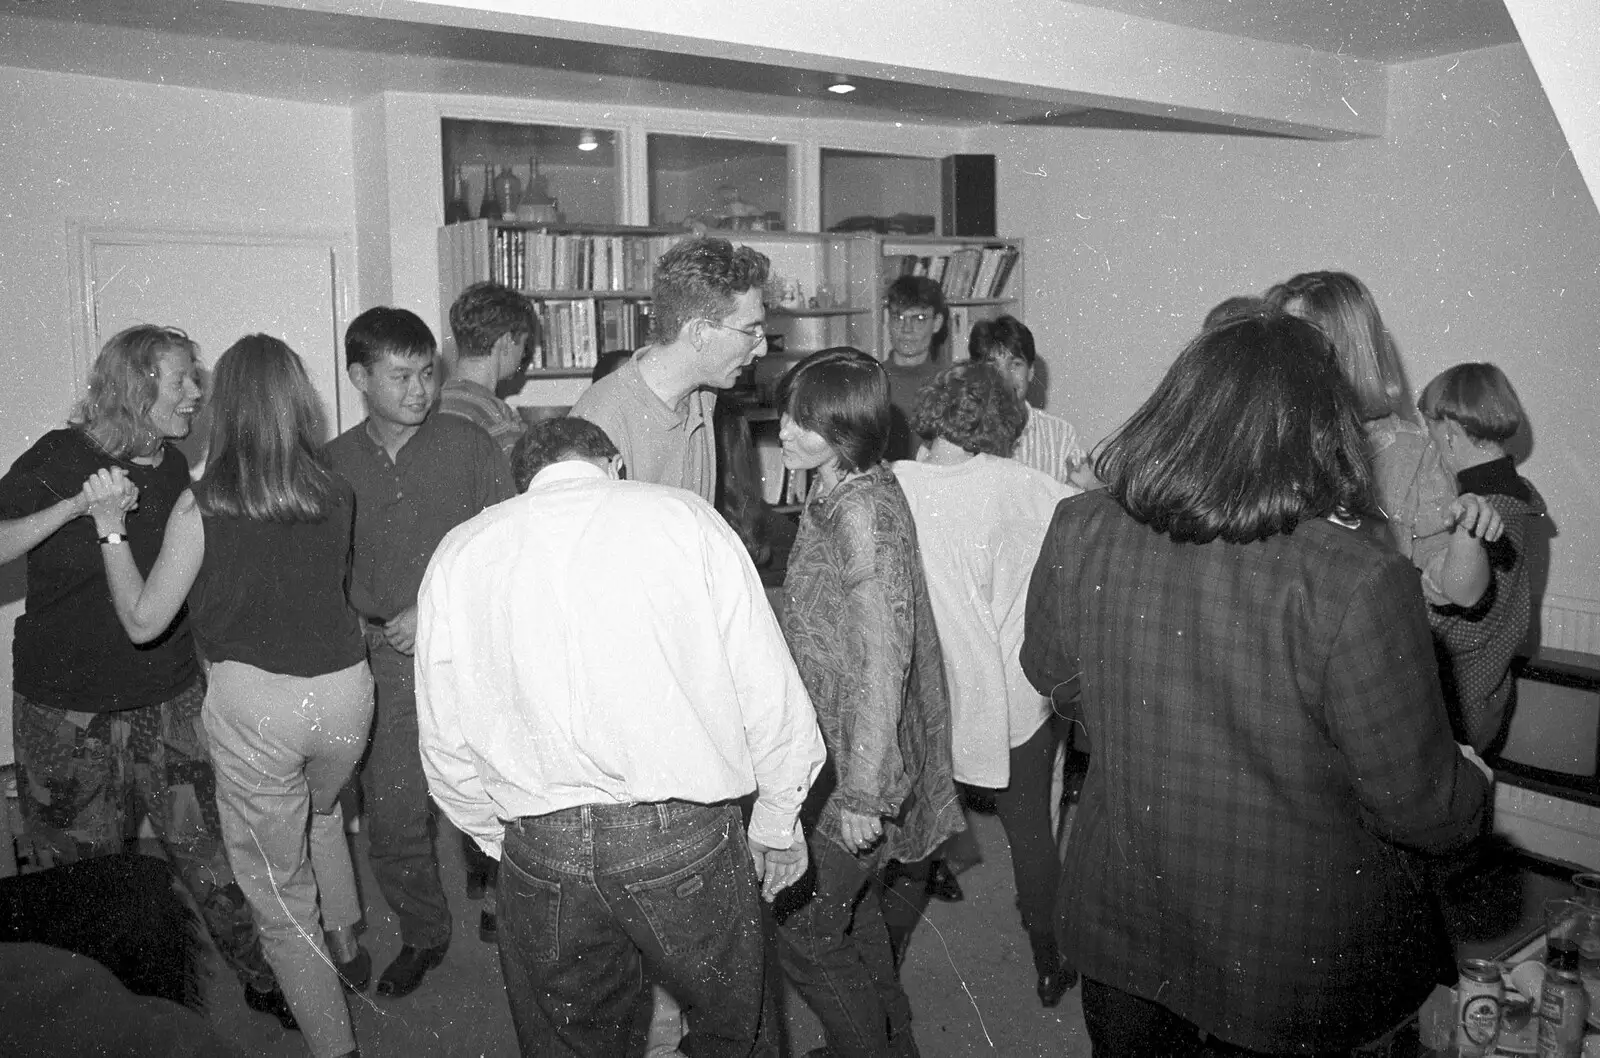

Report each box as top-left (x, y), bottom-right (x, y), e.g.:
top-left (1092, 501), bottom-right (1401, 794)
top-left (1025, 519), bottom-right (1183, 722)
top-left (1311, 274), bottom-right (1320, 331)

top-left (885, 245), bottom-right (1019, 301)
top-left (531, 299), bottom-right (652, 370)
top-left (442, 220), bottom-right (680, 292)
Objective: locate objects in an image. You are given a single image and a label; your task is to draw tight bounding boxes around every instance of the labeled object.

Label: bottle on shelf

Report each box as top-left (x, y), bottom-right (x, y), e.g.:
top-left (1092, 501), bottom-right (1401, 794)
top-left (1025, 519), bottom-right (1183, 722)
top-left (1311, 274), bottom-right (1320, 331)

top-left (478, 164), bottom-right (500, 222)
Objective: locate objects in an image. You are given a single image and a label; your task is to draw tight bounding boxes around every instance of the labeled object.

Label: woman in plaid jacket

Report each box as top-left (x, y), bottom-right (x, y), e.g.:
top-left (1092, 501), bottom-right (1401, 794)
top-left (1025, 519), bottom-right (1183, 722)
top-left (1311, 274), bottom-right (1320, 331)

top-left (1022, 313), bottom-right (1490, 1056)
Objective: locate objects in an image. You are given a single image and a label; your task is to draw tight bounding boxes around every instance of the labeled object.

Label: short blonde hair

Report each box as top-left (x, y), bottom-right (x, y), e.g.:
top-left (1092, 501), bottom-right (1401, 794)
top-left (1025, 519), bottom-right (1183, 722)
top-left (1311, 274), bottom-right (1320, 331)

top-left (73, 325), bottom-right (199, 459)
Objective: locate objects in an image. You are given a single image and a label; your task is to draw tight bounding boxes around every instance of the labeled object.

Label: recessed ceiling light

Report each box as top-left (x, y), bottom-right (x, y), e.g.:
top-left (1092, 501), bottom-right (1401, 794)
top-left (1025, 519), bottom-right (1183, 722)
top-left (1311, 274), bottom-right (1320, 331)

top-left (578, 128), bottom-right (599, 151)
top-left (827, 77), bottom-right (856, 95)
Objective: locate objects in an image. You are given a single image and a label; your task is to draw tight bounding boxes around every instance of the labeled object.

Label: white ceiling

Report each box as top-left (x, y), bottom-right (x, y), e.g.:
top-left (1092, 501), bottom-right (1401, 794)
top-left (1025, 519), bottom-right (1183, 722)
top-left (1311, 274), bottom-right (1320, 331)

top-left (0, 0), bottom-right (1522, 133)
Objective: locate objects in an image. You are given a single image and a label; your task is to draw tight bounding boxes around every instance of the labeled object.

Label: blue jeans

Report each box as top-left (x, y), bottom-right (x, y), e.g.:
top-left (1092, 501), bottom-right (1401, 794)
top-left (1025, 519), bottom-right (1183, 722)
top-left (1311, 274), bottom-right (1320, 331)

top-left (497, 801), bottom-right (776, 1058)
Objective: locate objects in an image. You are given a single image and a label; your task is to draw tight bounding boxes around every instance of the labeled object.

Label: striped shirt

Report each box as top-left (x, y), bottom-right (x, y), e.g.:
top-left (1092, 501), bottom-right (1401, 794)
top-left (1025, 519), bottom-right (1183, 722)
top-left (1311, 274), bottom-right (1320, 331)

top-left (437, 378), bottom-right (526, 462)
top-left (1013, 405), bottom-right (1085, 485)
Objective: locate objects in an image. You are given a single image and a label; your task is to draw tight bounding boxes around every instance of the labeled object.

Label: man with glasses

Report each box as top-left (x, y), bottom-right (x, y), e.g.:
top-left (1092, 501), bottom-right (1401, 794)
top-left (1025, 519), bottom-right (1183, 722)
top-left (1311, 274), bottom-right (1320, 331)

top-left (883, 275), bottom-right (949, 461)
top-left (570, 236), bottom-right (770, 504)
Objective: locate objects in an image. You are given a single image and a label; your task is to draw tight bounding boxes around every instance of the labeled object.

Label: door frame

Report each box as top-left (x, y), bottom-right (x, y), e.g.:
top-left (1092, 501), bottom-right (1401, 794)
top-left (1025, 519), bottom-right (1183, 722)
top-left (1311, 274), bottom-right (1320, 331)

top-left (67, 221), bottom-right (358, 433)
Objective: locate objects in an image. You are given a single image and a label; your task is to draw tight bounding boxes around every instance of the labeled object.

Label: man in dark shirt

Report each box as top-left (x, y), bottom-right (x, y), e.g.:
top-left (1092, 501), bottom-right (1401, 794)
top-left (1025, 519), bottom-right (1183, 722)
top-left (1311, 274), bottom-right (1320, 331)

top-left (325, 307), bottom-right (513, 999)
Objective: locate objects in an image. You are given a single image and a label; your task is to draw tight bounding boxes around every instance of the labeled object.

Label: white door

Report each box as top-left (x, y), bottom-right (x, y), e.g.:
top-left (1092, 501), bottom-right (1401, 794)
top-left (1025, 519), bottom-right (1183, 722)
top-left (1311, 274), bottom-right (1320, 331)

top-left (76, 227), bottom-right (353, 468)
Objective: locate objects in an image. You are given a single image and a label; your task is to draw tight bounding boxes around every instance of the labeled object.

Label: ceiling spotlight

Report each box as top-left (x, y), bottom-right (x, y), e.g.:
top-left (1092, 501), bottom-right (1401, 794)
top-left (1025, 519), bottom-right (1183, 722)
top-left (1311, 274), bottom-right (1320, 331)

top-left (827, 77), bottom-right (856, 95)
top-left (578, 128), bottom-right (599, 151)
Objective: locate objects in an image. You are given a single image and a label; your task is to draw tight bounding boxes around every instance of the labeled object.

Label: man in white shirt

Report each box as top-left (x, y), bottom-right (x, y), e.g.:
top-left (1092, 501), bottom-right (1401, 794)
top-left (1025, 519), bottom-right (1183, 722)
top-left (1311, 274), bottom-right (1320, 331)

top-left (415, 416), bottom-right (824, 1058)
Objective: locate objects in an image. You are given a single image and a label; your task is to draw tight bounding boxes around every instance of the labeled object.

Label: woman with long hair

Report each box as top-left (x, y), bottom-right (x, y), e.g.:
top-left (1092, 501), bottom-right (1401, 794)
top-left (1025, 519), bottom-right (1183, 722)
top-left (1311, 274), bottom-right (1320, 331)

top-left (82, 334), bottom-right (372, 1058)
top-left (0, 324), bottom-right (288, 1026)
top-left (1022, 313), bottom-right (1489, 1055)
top-left (891, 361), bottom-right (1079, 1008)
top-left (773, 346), bottom-right (963, 1058)
top-left (1264, 271), bottom-right (1502, 607)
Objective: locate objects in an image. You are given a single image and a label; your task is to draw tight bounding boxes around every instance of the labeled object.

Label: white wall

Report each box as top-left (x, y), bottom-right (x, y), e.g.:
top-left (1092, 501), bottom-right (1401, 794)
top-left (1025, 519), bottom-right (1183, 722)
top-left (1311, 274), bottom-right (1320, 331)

top-left (0, 66), bottom-right (355, 761)
top-left (975, 41), bottom-right (1600, 616)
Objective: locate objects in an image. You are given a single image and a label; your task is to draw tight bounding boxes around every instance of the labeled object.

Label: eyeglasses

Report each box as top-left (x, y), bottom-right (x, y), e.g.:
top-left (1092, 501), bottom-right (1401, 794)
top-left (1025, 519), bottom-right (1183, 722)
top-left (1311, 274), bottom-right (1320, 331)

top-left (705, 319), bottom-right (767, 342)
top-left (890, 311), bottom-right (936, 328)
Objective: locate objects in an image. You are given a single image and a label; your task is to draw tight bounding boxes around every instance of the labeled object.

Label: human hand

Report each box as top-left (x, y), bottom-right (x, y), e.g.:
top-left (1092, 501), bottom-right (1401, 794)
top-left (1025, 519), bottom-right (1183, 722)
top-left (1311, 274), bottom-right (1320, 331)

top-left (383, 605), bottom-right (418, 655)
top-left (1459, 742), bottom-right (1494, 781)
top-left (81, 468), bottom-right (138, 532)
top-left (1450, 494), bottom-right (1504, 543)
top-left (748, 833), bottom-right (809, 902)
top-left (839, 809), bottom-right (884, 854)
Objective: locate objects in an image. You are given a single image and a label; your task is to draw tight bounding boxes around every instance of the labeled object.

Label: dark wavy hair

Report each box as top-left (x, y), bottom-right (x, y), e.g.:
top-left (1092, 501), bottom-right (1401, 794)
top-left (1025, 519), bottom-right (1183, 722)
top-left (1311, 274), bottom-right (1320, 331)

top-left (884, 275), bottom-right (949, 356)
top-left (1095, 312), bottom-right (1375, 544)
top-left (449, 282), bottom-right (539, 360)
top-left (73, 325), bottom-right (201, 460)
top-left (344, 306), bottom-right (435, 369)
top-left (513, 417), bottom-right (619, 491)
top-left (912, 361), bottom-right (1026, 457)
top-left (194, 335), bottom-right (336, 522)
top-left (776, 347), bottom-right (890, 474)
top-left (1417, 361), bottom-right (1526, 444)
top-left (968, 314), bottom-right (1035, 365)
top-left (651, 237), bottom-right (770, 344)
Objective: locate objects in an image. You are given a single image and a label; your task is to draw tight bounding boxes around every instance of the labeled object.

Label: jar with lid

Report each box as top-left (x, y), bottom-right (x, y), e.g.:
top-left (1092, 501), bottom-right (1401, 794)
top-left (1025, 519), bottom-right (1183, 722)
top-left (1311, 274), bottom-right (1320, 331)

top-left (1455, 957), bottom-right (1503, 1057)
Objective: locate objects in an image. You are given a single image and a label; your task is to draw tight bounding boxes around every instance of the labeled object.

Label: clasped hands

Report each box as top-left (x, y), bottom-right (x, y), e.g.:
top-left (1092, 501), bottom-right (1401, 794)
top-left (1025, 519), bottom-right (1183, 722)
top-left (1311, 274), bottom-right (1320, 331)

top-left (1448, 493), bottom-right (1504, 542)
top-left (80, 467), bottom-right (140, 531)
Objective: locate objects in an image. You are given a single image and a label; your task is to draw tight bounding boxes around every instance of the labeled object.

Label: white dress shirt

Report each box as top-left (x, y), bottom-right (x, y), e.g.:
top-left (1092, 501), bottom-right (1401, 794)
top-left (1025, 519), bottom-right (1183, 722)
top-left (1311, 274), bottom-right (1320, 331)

top-left (415, 460), bottom-right (825, 857)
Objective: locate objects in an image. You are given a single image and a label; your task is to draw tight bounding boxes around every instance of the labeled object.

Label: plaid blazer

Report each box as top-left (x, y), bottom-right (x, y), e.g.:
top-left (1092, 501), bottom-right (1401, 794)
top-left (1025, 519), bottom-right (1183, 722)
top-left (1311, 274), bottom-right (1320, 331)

top-left (1022, 492), bottom-right (1490, 1054)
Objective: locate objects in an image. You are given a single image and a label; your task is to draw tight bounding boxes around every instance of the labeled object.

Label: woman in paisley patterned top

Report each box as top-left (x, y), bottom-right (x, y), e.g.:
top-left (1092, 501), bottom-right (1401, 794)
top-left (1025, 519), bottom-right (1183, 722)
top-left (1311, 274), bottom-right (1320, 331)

top-left (772, 346), bottom-right (964, 1058)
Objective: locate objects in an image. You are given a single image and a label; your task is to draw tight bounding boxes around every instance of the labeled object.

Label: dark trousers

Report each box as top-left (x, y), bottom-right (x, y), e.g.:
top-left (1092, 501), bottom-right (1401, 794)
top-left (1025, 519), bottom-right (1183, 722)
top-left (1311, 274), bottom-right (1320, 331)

top-left (364, 641), bottom-right (451, 949)
top-left (497, 801), bottom-right (775, 1058)
top-left (883, 719), bottom-right (1060, 963)
top-left (775, 837), bottom-right (917, 1058)
top-left (12, 683), bottom-right (276, 993)
top-left (1081, 979), bottom-right (1418, 1058)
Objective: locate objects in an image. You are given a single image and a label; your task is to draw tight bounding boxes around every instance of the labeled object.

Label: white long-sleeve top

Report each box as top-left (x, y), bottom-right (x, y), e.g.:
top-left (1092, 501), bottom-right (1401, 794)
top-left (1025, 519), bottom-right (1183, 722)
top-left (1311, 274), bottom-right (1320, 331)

top-left (893, 454), bottom-right (1078, 787)
top-left (415, 460), bottom-right (825, 857)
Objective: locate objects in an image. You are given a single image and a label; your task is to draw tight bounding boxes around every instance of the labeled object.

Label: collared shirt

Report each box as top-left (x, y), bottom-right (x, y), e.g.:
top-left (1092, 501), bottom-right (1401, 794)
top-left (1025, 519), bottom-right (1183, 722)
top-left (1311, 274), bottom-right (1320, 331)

top-left (415, 460), bottom-right (825, 857)
top-left (325, 413), bottom-right (513, 620)
top-left (568, 353), bottom-right (716, 502)
top-left (1012, 405), bottom-right (1087, 486)
top-left (437, 378), bottom-right (526, 462)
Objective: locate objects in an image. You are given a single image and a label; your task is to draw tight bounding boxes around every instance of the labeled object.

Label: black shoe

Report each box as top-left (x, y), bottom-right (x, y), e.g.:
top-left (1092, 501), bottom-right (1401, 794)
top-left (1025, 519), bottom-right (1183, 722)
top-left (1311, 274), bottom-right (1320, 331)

top-left (335, 946), bottom-right (372, 994)
top-left (478, 909), bottom-right (498, 945)
top-left (925, 859), bottom-right (964, 903)
top-left (1036, 965), bottom-right (1079, 1008)
top-left (244, 984), bottom-right (300, 1031)
top-left (376, 943), bottom-right (448, 999)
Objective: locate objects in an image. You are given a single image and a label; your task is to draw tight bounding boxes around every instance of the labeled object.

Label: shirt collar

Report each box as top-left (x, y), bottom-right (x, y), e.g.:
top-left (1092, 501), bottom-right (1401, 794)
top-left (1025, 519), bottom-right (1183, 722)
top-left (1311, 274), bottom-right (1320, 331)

top-left (1456, 455), bottom-right (1530, 503)
top-left (621, 355), bottom-right (708, 434)
top-left (529, 460), bottom-right (609, 490)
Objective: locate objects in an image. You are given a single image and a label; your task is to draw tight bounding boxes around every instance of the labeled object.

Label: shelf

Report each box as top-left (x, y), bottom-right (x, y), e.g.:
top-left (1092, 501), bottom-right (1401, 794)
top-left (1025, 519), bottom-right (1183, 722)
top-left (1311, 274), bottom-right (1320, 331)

top-left (522, 368), bottom-right (595, 380)
top-left (768, 306), bottom-right (869, 318)
top-left (522, 289), bottom-right (653, 300)
top-left (771, 504), bottom-right (803, 515)
top-left (947, 297), bottom-right (1018, 308)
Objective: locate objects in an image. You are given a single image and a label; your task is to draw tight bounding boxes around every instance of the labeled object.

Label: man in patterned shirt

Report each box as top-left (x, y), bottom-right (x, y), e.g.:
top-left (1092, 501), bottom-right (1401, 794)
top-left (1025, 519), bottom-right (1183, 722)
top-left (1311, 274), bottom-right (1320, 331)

top-left (440, 281), bottom-right (538, 462)
top-left (970, 315), bottom-right (1098, 490)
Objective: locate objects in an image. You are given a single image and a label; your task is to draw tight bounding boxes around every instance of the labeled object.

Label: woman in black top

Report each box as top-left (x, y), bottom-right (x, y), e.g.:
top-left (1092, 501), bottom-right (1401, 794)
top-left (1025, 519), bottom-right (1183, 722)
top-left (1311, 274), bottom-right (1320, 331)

top-left (84, 335), bottom-right (373, 1058)
top-left (0, 324), bottom-right (288, 1024)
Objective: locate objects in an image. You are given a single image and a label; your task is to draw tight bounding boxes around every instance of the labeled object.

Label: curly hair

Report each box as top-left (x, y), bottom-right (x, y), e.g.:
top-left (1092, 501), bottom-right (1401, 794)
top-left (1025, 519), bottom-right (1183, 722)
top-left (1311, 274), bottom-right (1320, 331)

top-left (1095, 312), bottom-right (1375, 544)
top-left (911, 361), bottom-right (1026, 457)
top-left (449, 282), bottom-right (539, 360)
top-left (194, 335), bottom-right (336, 522)
top-left (73, 324), bottom-right (200, 460)
top-left (651, 237), bottom-right (770, 345)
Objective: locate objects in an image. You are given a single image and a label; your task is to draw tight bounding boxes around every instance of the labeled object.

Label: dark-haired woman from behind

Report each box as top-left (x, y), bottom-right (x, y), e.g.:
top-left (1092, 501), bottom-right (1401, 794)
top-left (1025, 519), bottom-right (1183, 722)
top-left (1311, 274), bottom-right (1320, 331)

top-left (1022, 313), bottom-right (1489, 1056)
top-left (774, 347), bottom-right (963, 1058)
top-left (83, 335), bottom-right (373, 1058)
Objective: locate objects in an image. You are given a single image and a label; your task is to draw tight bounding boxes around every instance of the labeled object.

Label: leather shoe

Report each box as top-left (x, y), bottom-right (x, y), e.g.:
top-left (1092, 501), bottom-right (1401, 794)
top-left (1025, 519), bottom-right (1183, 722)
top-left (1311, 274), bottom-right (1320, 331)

top-left (925, 859), bottom-right (964, 902)
top-left (1036, 965), bottom-right (1079, 1008)
top-left (376, 943), bottom-right (447, 998)
top-left (244, 984), bottom-right (300, 1031)
top-left (334, 945), bottom-right (372, 993)
top-left (478, 909), bottom-right (498, 945)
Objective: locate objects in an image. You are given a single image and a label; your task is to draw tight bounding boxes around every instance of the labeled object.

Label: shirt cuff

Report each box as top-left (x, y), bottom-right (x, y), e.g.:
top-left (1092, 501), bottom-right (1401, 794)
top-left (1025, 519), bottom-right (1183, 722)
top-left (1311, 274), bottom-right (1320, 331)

top-left (746, 800), bottom-right (800, 850)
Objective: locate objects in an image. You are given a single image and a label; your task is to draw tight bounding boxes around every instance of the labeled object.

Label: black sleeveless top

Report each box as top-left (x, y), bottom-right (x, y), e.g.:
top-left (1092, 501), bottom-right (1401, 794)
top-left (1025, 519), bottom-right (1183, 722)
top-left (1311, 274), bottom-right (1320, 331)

top-left (190, 476), bottom-right (366, 677)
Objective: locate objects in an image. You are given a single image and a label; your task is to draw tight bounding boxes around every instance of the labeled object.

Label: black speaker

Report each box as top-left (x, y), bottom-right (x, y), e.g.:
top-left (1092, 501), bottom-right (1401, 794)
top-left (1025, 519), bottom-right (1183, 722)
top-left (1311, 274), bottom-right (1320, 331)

top-left (941, 154), bottom-right (997, 237)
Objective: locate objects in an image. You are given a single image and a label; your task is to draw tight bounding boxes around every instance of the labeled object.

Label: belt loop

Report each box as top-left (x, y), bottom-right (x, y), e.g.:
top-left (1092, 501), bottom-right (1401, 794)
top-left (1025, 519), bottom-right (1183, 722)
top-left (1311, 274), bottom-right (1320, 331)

top-left (655, 803), bottom-right (668, 829)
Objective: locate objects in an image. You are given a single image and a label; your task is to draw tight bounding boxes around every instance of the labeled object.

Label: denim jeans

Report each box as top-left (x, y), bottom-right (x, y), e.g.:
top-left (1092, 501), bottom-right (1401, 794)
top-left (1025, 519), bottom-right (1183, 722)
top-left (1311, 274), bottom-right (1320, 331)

top-left (497, 800), bottom-right (776, 1058)
top-left (774, 836), bottom-right (918, 1058)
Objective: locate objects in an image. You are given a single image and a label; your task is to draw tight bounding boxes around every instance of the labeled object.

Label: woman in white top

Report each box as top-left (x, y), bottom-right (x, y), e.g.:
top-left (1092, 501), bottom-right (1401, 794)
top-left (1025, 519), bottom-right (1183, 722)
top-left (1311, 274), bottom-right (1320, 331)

top-left (892, 361), bottom-right (1081, 1007)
